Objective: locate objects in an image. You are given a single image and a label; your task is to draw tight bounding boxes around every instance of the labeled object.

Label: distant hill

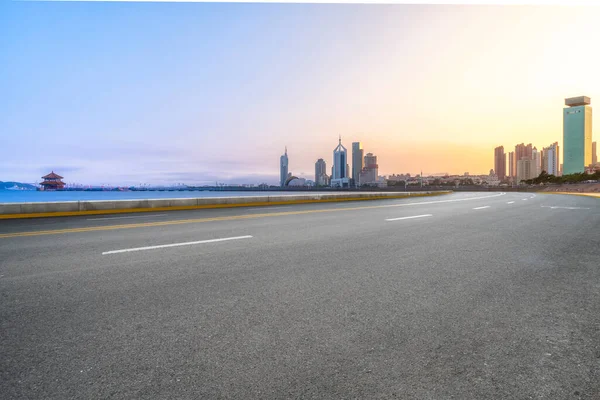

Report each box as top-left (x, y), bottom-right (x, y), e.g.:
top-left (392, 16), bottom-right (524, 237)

top-left (0, 181), bottom-right (37, 190)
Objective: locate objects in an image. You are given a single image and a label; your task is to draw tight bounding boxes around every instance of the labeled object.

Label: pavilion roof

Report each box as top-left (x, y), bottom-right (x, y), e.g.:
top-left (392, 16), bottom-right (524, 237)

top-left (42, 171), bottom-right (64, 179)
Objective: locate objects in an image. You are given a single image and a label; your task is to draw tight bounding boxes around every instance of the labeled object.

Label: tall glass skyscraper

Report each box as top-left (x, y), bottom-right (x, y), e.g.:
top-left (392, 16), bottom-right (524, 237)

top-left (563, 96), bottom-right (592, 175)
top-left (331, 136), bottom-right (349, 187)
top-left (332, 137), bottom-right (347, 179)
top-left (280, 147), bottom-right (288, 187)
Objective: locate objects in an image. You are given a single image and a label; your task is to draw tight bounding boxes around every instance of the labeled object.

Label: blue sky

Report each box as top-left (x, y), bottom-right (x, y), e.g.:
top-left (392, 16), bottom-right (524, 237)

top-left (2, 1), bottom-right (413, 185)
top-left (2, 2), bottom-right (599, 185)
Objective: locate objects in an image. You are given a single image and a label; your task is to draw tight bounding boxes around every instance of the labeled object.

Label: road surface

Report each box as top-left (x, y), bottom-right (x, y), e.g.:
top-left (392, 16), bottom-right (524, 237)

top-left (1, 192), bottom-right (599, 399)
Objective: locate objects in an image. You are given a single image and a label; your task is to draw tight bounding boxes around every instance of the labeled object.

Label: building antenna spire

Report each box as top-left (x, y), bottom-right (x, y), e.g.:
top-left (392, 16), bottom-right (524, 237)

top-left (339, 135), bottom-right (341, 145)
top-left (285, 146), bottom-right (287, 155)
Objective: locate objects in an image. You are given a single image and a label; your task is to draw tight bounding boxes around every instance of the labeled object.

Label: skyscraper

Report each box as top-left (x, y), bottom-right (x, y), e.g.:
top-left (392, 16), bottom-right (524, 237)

top-left (532, 147), bottom-right (541, 178)
top-left (542, 142), bottom-right (560, 176)
top-left (513, 143), bottom-right (533, 181)
top-left (515, 143), bottom-right (533, 163)
top-left (331, 136), bottom-right (349, 187)
top-left (508, 152), bottom-right (515, 178)
top-left (593, 141), bottom-right (598, 165)
top-left (517, 157), bottom-right (534, 184)
top-left (563, 96), bottom-right (592, 174)
top-left (280, 147), bottom-right (288, 187)
top-left (315, 158), bottom-right (327, 186)
top-left (359, 153), bottom-right (379, 186)
top-left (352, 142), bottom-right (364, 187)
top-left (541, 150), bottom-right (547, 174)
top-left (494, 146), bottom-right (506, 180)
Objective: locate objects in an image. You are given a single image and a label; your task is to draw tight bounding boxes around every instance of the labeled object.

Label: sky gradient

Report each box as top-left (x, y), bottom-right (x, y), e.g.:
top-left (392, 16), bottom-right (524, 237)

top-left (1, 2), bottom-right (600, 185)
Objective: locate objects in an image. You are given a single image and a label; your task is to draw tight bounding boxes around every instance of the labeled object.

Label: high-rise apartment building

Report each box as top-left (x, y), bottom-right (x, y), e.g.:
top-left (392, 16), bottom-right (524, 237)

top-left (513, 143), bottom-right (533, 179)
top-left (315, 158), bottom-right (328, 186)
top-left (359, 153), bottom-right (379, 186)
top-left (508, 152), bottom-right (515, 178)
top-left (542, 142), bottom-right (560, 176)
top-left (331, 136), bottom-right (349, 187)
top-left (532, 147), bottom-right (541, 178)
top-left (515, 143), bottom-right (533, 162)
top-left (541, 150), bottom-right (547, 174)
top-left (563, 96), bottom-right (592, 174)
top-left (516, 157), bottom-right (534, 184)
top-left (593, 141), bottom-right (598, 165)
top-left (351, 142), bottom-right (364, 187)
top-left (280, 147), bottom-right (288, 187)
top-left (494, 146), bottom-right (506, 180)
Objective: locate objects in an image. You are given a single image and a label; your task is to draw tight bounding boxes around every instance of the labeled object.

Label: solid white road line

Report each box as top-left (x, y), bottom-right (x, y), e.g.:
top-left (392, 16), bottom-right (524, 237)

top-left (87, 214), bottom-right (168, 221)
top-left (507, 201), bottom-right (515, 204)
top-left (102, 235), bottom-right (253, 255)
top-left (473, 206), bottom-right (490, 210)
top-left (385, 214), bottom-right (433, 222)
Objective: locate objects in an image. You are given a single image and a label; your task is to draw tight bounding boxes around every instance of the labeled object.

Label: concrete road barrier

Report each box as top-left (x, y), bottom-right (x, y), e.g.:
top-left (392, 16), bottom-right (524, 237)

top-left (0, 191), bottom-right (452, 219)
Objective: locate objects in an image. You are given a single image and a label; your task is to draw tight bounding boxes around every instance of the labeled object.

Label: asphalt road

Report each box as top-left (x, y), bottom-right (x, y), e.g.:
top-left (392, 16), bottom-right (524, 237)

top-left (1, 192), bottom-right (599, 399)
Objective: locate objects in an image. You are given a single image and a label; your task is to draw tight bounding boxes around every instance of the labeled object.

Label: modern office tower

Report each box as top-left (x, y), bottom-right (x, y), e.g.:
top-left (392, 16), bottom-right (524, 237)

top-left (516, 157), bottom-right (534, 183)
top-left (563, 96), bottom-right (592, 174)
top-left (593, 141), bottom-right (598, 165)
top-left (494, 146), bottom-right (506, 180)
top-left (352, 142), bottom-right (364, 186)
top-left (542, 142), bottom-right (560, 176)
top-left (315, 158), bottom-right (327, 186)
top-left (331, 136), bottom-right (349, 187)
top-left (508, 152), bottom-right (515, 178)
top-left (280, 147), bottom-right (289, 187)
top-left (359, 153), bottom-right (379, 185)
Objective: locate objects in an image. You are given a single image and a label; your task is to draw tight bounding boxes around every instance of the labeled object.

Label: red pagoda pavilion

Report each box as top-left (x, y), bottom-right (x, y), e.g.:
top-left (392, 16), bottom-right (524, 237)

top-left (39, 171), bottom-right (65, 191)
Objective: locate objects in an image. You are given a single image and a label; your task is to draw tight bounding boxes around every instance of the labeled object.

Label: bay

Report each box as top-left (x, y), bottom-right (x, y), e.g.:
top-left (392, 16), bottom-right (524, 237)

top-left (0, 190), bottom-right (332, 204)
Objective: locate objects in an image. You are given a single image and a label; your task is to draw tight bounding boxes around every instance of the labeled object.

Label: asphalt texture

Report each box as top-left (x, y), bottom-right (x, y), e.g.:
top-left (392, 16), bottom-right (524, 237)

top-left (1, 192), bottom-right (599, 399)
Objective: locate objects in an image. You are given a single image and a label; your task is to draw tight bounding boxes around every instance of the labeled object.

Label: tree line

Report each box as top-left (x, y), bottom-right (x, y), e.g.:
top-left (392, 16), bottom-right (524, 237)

top-left (521, 170), bottom-right (600, 185)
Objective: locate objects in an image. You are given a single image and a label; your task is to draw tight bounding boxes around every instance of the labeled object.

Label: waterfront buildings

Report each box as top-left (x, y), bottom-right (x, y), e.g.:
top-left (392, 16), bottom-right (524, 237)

top-left (494, 146), bottom-right (506, 181)
top-left (593, 141), bottom-right (598, 165)
top-left (508, 152), bottom-right (515, 179)
top-left (351, 142), bottom-right (364, 187)
top-left (280, 147), bottom-right (289, 187)
top-left (542, 142), bottom-right (560, 176)
top-left (331, 136), bottom-right (350, 187)
top-left (563, 96), bottom-right (592, 174)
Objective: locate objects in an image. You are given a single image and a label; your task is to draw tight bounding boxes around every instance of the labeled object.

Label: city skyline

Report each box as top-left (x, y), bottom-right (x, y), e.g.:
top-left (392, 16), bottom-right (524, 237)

top-left (2, 3), bottom-right (600, 185)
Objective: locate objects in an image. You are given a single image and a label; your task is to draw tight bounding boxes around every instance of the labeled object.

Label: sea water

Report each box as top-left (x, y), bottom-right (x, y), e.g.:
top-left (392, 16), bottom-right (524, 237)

top-left (0, 190), bottom-right (332, 204)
